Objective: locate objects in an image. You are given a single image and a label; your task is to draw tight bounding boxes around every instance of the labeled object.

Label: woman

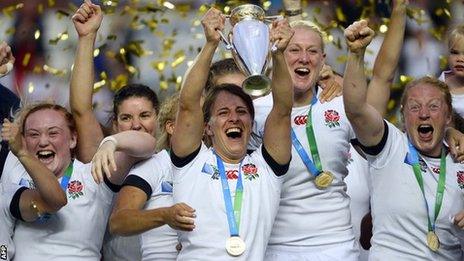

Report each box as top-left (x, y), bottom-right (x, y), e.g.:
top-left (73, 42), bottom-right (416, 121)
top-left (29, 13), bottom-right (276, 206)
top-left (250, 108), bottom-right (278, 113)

top-left (70, 1), bottom-right (160, 259)
top-left (93, 93), bottom-right (183, 260)
top-left (344, 19), bottom-right (464, 260)
top-left (0, 117), bottom-right (67, 261)
top-left (170, 7), bottom-right (293, 260)
top-left (0, 102), bottom-right (154, 260)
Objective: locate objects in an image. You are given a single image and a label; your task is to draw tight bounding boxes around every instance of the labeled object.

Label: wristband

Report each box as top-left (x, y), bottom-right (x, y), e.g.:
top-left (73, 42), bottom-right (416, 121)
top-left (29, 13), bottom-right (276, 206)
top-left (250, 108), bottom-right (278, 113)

top-left (0, 61), bottom-right (13, 78)
top-left (99, 136), bottom-right (118, 149)
top-left (285, 9), bottom-right (302, 17)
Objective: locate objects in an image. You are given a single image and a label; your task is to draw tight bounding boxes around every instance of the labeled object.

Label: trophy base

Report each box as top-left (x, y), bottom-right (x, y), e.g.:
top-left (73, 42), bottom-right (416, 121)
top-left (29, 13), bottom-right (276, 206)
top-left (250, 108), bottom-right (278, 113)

top-left (243, 75), bottom-right (271, 97)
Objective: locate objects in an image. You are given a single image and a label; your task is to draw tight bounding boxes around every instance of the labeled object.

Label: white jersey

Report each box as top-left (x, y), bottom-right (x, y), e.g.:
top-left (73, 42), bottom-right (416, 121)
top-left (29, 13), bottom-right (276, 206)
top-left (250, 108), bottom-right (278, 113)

top-left (0, 184), bottom-right (23, 261)
top-left (365, 121), bottom-right (464, 260)
top-left (251, 92), bottom-right (357, 251)
top-left (172, 143), bottom-right (287, 261)
top-left (345, 146), bottom-right (371, 261)
top-left (124, 150), bottom-right (178, 260)
top-left (3, 154), bottom-right (115, 261)
top-left (438, 70), bottom-right (464, 118)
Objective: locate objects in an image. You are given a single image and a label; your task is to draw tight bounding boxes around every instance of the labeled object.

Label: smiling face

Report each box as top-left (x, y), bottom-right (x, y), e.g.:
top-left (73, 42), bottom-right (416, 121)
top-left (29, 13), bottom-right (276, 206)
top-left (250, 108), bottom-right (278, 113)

top-left (402, 83), bottom-right (452, 157)
top-left (24, 108), bottom-right (77, 177)
top-left (284, 25), bottom-right (326, 103)
top-left (205, 90), bottom-right (253, 163)
top-left (114, 97), bottom-right (157, 136)
top-left (448, 33), bottom-right (464, 78)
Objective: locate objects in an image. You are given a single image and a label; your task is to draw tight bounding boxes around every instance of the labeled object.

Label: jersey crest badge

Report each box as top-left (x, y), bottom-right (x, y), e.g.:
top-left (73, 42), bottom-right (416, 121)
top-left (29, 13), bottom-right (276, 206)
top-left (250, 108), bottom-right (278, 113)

top-left (201, 163), bottom-right (219, 180)
top-left (457, 171), bottom-right (464, 189)
top-left (67, 180), bottom-right (84, 199)
top-left (242, 163), bottom-right (259, 181)
top-left (161, 181), bottom-right (173, 193)
top-left (324, 109), bottom-right (340, 128)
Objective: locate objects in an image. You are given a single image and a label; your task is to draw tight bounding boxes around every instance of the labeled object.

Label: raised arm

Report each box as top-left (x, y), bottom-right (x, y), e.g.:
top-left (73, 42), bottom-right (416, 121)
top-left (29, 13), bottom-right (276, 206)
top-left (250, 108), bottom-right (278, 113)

top-left (171, 8), bottom-right (224, 157)
top-left (343, 20), bottom-right (385, 147)
top-left (367, 0), bottom-right (407, 116)
top-left (91, 130), bottom-right (156, 185)
top-left (263, 19), bottom-right (294, 165)
top-left (1, 119), bottom-right (67, 222)
top-left (70, 0), bottom-right (104, 163)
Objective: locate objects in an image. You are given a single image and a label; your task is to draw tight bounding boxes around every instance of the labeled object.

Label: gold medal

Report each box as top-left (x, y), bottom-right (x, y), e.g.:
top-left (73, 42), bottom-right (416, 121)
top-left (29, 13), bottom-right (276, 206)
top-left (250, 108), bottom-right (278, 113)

top-left (226, 236), bottom-right (246, 256)
top-left (426, 231), bottom-right (440, 252)
top-left (314, 171), bottom-right (333, 189)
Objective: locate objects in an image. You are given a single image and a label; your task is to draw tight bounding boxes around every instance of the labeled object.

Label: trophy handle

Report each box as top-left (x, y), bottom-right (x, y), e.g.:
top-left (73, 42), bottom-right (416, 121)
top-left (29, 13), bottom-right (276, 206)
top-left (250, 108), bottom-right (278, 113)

top-left (217, 29), bottom-right (233, 50)
top-left (264, 15), bottom-right (284, 53)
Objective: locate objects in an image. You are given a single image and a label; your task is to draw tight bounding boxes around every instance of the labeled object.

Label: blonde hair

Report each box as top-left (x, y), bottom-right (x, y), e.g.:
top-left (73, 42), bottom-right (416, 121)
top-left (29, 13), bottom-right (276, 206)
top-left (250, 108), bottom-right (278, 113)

top-left (156, 92), bottom-right (180, 152)
top-left (289, 20), bottom-right (325, 51)
top-left (448, 24), bottom-right (464, 48)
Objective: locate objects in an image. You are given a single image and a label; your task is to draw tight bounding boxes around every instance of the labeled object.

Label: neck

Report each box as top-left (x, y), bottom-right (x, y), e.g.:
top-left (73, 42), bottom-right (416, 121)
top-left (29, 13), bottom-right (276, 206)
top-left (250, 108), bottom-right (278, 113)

top-left (213, 148), bottom-right (244, 164)
top-left (294, 88), bottom-right (315, 107)
top-left (55, 158), bottom-right (72, 178)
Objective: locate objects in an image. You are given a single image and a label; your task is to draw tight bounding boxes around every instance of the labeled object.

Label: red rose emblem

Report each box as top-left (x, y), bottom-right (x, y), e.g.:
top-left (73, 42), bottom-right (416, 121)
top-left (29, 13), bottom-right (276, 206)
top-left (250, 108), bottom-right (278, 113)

top-left (324, 110), bottom-right (340, 122)
top-left (458, 171), bottom-right (464, 184)
top-left (67, 180), bottom-right (83, 194)
top-left (242, 164), bottom-right (257, 174)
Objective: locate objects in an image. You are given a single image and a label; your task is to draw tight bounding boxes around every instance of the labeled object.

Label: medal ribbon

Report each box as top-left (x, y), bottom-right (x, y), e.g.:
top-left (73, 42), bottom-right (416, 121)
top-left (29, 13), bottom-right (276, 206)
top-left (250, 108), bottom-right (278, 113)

top-left (60, 163), bottom-right (74, 191)
top-left (214, 152), bottom-right (244, 237)
top-left (407, 142), bottom-right (446, 233)
top-left (291, 94), bottom-right (323, 177)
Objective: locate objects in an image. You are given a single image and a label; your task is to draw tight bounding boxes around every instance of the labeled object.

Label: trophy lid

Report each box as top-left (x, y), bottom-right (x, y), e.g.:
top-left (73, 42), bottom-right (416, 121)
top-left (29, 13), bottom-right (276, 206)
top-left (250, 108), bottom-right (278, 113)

top-left (230, 4), bottom-right (265, 26)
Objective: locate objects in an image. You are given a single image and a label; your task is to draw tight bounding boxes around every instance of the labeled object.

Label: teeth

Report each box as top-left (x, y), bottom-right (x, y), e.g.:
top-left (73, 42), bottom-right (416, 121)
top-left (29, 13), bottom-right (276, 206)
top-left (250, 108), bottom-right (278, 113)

top-left (37, 151), bottom-right (54, 156)
top-left (295, 68), bottom-right (309, 73)
top-left (226, 127), bottom-right (241, 134)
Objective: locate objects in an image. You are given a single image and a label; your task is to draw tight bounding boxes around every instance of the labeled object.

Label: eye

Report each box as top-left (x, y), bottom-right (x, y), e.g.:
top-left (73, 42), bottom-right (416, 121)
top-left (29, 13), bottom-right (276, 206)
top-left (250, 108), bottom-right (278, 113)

top-left (408, 104), bottom-right (420, 112)
top-left (450, 50), bottom-right (459, 55)
top-left (49, 131), bottom-right (59, 137)
top-left (119, 115), bottom-right (131, 122)
top-left (140, 112), bottom-right (153, 120)
top-left (429, 103), bottom-right (440, 111)
top-left (237, 109), bottom-right (248, 115)
top-left (308, 49), bottom-right (318, 54)
top-left (289, 48), bottom-right (299, 53)
top-left (27, 132), bottom-right (39, 138)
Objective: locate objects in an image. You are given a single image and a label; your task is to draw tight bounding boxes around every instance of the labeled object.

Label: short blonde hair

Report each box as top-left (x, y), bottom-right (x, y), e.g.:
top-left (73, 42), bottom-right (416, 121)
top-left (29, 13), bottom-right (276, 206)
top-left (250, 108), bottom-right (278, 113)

top-left (156, 93), bottom-right (179, 152)
top-left (289, 20), bottom-right (325, 51)
top-left (448, 24), bottom-right (464, 48)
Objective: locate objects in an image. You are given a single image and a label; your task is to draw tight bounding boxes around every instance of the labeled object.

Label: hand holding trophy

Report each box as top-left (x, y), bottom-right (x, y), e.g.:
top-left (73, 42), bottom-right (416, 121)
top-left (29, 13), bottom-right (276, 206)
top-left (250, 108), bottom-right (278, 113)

top-left (218, 4), bottom-right (282, 97)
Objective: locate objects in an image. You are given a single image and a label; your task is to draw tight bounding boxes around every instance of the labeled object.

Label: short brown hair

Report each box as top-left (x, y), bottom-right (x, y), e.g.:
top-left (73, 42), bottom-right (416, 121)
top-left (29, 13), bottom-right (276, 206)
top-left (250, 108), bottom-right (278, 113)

top-left (156, 92), bottom-right (179, 152)
top-left (400, 76), bottom-right (452, 116)
top-left (16, 102), bottom-right (76, 135)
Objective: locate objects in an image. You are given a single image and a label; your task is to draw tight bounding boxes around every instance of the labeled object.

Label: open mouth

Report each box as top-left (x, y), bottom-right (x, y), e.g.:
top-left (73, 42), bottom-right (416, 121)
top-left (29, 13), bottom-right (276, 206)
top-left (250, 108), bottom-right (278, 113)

top-left (37, 150), bottom-right (55, 164)
top-left (226, 127), bottom-right (243, 139)
top-left (417, 124), bottom-right (433, 140)
top-left (454, 65), bottom-right (464, 71)
top-left (295, 68), bottom-right (310, 77)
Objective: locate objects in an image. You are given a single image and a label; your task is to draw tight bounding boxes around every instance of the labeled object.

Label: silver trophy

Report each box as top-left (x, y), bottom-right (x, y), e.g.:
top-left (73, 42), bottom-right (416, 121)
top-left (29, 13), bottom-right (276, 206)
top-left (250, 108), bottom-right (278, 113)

top-left (219, 4), bottom-right (280, 97)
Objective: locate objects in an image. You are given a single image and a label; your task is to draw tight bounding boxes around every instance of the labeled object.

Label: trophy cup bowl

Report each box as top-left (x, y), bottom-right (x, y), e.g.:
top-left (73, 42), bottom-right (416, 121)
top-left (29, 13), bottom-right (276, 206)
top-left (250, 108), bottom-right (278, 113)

top-left (227, 4), bottom-right (272, 97)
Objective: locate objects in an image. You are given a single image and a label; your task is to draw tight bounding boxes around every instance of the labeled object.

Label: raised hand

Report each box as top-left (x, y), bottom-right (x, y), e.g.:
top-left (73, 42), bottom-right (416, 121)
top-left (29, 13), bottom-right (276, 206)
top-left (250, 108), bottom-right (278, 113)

top-left (1, 119), bottom-right (27, 157)
top-left (270, 18), bottom-right (294, 53)
top-left (344, 20), bottom-right (375, 54)
top-left (0, 41), bottom-right (14, 77)
top-left (453, 210), bottom-right (464, 229)
top-left (163, 203), bottom-right (196, 231)
top-left (201, 7), bottom-right (225, 45)
top-left (72, 0), bottom-right (103, 37)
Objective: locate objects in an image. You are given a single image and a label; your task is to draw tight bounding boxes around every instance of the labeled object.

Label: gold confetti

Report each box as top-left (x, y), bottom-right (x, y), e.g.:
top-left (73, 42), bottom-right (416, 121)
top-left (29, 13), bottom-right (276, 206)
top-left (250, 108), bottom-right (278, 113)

top-left (94, 48), bottom-right (100, 57)
top-left (2, 3), bottom-right (23, 17)
top-left (379, 24), bottom-right (388, 34)
top-left (43, 64), bottom-right (67, 77)
top-left (38, 4), bottom-right (44, 14)
top-left (93, 79), bottom-right (106, 91)
top-left (400, 75), bottom-right (414, 85)
top-left (48, 0), bottom-right (55, 7)
top-left (171, 50), bottom-right (186, 68)
top-left (335, 7), bottom-right (346, 22)
top-left (163, 1), bottom-right (175, 10)
top-left (49, 31), bottom-right (69, 45)
top-left (111, 74), bottom-right (128, 92)
top-left (151, 60), bottom-right (167, 72)
top-left (439, 55), bottom-right (448, 70)
top-left (22, 53), bottom-right (31, 67)
top-left (34, 30), bottom-right (41, 40)
top-left (28, 82), bottom-right (34, 94)
top-left (107, 35), bottom-right (117, 41)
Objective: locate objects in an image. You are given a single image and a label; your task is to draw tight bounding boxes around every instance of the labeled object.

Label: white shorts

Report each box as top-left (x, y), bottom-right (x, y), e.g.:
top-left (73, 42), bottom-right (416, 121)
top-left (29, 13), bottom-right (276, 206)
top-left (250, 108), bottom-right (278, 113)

top-left (265, 241), bottom-right (359, 261)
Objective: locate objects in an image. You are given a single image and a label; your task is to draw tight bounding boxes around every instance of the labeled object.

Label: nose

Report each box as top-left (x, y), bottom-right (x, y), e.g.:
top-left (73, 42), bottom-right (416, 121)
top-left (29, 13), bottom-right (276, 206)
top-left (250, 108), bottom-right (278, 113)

top-left (38, 133), bottom-right (49, 147)
top-left (131, 118), bottom-right (142, 131)
top-left (298, 51), bottom-right (310, 64)
top-left (418, 107), bottom-right (430, 120)
top-left (457, 54), bottom-right (464, 62)
top-left (229, 111), bottom-right (239, 122)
